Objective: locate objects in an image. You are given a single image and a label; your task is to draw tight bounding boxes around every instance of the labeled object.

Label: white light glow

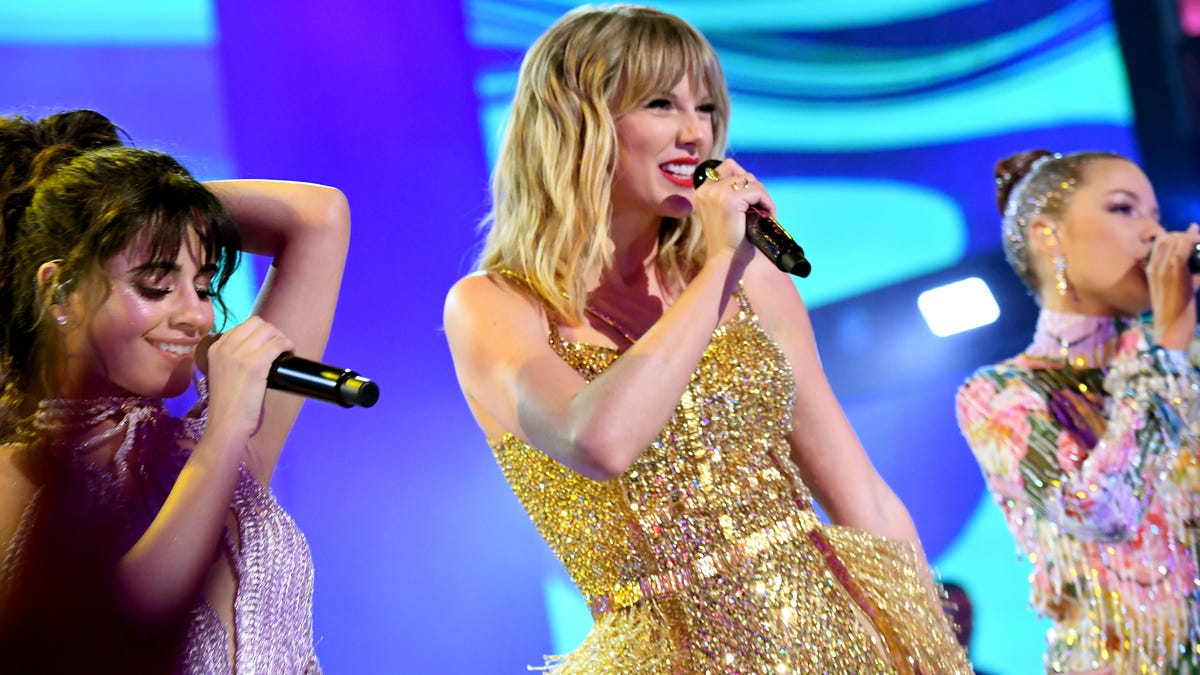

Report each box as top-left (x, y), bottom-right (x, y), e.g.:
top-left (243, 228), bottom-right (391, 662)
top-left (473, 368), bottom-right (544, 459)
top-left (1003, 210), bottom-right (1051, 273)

top-left (917, 277), bottom-right (1000, 337)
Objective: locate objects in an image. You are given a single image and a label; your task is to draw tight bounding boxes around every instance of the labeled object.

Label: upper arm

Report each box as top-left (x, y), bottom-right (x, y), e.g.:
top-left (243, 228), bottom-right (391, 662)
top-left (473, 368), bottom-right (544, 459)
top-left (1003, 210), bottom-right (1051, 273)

top-left (0, 447), bottom-right (35, 556)
top-left (443, 274), bottom-right (598, 474)
top-left (207, 180), bottom-right (351, 481)
top-left (740, 257), bottom-right (891, 528)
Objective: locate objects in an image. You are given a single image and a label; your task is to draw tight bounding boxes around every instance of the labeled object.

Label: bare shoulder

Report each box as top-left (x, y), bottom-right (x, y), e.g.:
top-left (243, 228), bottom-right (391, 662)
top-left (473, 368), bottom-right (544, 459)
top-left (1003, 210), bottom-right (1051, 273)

top-left (444, 271), bottom-right (547, 345)
top-left (443, 271), bottom-right (569, 442)
top-left (0, 444), bottom-right (37, 550)
top-left (738, 254), bottom-right (809, 335)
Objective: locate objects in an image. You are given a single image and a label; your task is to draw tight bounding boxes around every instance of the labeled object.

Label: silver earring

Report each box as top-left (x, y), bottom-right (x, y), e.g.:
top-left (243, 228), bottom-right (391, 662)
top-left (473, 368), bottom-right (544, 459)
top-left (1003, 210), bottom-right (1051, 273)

top-left (1053, 254), bottom-right (1069, 297)
top-left (55, 315), bottom-right (67, 325)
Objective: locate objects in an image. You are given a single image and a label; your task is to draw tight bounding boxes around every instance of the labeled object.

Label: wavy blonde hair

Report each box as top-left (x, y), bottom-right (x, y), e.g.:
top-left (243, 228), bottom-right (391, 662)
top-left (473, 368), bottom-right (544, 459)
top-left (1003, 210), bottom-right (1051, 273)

top-left (476, 4), bottom-right (731, 321)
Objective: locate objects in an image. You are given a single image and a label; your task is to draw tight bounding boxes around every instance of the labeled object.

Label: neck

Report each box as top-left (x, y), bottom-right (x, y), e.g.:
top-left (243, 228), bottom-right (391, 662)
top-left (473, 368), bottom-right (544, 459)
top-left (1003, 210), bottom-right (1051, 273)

top-left (1038, 285), bottom-right (1122, 317)
top-left (1027, 307), bottom-right (1130, 367)
top-left (607, 212), bottom-right (663, 285)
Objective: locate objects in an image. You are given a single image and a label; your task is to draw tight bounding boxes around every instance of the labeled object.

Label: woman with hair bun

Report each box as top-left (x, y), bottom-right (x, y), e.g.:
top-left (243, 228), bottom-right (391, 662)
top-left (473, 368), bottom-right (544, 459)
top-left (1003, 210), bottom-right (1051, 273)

top-left (445, 4), bottom-right (970, 673)
top-left (956, 150), bottom-right (1200, 674)
top-left (0, 109), bottom-right (349, 673)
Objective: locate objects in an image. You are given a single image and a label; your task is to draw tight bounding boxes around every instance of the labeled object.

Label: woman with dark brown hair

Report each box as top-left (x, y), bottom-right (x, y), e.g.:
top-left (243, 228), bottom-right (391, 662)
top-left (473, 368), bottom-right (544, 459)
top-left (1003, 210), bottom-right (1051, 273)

top-left (0, 109), bottom-right (349, 673)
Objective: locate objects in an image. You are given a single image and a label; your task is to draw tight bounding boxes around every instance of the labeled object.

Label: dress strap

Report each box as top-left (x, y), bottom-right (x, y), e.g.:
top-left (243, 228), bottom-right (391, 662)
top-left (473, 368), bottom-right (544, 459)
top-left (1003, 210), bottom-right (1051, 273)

top-left (733, 281), bottom-right (751, 313)
top-left (493, 268), bottom-right (566, 346)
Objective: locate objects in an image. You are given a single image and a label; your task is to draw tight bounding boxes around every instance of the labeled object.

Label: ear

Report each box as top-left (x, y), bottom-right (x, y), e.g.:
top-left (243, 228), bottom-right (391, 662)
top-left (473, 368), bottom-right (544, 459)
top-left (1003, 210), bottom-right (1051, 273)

top-left (1026, 216), bottom-right (1062, 260)
top-left (36, 260), bottom-right (68, 324)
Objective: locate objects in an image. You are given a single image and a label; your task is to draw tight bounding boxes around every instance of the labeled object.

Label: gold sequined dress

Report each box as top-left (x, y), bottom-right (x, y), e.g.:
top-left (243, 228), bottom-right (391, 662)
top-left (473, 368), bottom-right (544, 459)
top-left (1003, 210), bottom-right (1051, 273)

top-left (491, 289), bottom-right (969, 674)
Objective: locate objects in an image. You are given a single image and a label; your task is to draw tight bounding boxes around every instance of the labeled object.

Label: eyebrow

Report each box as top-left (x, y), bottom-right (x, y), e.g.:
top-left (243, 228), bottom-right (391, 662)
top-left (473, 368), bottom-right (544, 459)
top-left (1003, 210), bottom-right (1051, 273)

top-left (1108, 189), bottom-right (1160, 217)
top-left (131, 261), bottom-right (219, 275)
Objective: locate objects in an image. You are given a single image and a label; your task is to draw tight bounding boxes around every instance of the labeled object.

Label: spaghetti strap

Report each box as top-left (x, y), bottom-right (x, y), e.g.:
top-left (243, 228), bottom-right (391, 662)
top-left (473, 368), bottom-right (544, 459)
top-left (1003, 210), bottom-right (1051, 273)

top-left (733, 281), bottom-right (752, 314)
top-left (492, 268), bottom-right (564, 346)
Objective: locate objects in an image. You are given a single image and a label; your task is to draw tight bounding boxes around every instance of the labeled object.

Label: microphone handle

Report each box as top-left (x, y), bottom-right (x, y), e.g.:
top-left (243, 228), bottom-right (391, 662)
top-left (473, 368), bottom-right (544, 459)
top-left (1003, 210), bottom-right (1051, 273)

top-left (691, 159), bottom-right (811, 278)
top-left (1190, 243), bottom-right (1200, 274)
top-left (268, 354), bottom-right (380, 408)
top-left (747, 207), bottom-right (812, 278)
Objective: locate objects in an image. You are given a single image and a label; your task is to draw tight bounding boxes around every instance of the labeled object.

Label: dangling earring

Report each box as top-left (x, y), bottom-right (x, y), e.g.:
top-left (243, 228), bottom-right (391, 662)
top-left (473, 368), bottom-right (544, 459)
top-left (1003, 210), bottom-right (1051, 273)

top-left (1041, 225), bottom-right (1070, 297)
top-left (1053, 254), bottom-right (1069, 297)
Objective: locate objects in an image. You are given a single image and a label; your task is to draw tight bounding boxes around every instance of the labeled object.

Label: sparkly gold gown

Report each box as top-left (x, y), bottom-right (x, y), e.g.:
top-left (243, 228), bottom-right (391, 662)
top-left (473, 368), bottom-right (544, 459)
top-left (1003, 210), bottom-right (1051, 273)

top-left (491, 289), bottom-right (969, 674)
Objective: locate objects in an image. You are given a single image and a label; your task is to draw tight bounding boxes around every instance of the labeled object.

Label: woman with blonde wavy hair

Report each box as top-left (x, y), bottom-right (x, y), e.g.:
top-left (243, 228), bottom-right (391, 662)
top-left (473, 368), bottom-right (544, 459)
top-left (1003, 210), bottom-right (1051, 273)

top-left (445, 4), bottom-right (969, 672)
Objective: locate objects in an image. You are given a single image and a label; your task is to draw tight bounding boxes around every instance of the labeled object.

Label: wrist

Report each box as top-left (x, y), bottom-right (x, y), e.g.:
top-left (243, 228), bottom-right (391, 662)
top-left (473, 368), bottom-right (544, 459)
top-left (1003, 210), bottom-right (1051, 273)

top-left (1149, 344), bottom-right (1189, 375)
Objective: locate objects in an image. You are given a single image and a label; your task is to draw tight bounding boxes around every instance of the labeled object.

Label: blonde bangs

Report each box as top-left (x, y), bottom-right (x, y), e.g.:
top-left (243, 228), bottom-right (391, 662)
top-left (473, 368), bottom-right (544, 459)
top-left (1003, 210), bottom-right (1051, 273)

top-left (476, 5), bottom-right (730, 321)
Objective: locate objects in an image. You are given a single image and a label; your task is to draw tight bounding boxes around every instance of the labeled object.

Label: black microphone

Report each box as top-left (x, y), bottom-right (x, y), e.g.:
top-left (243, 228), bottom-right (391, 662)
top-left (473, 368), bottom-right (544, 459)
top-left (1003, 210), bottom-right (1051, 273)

top-left (692, 159), bottom-right (811, 278)
top-left (268, 353), bottom-right (380, 408)
top-left (1190, 243), bottom-right (1200, 274)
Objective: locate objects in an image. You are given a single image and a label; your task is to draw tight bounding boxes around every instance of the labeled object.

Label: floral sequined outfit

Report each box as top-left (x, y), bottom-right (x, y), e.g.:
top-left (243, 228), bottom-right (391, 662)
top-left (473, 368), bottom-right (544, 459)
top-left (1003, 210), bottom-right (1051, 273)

top-left (0, 381), bottom-right (320, 673)
top-left (957, 309), bottom-right (1200, 673)
top-left (493, 288), bottom-right (969, 674)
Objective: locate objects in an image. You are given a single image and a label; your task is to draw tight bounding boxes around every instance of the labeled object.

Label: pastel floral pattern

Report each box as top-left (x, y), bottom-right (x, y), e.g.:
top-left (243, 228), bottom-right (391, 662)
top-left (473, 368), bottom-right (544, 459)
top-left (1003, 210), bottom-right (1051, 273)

top-left (956, 309), bottom-right (1200, 674)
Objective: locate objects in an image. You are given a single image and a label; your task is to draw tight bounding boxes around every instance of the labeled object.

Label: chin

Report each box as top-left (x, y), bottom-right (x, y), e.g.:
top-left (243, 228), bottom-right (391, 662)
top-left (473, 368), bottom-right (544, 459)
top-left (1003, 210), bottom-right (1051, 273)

top-left (660, 195), bottom-right (695, 218)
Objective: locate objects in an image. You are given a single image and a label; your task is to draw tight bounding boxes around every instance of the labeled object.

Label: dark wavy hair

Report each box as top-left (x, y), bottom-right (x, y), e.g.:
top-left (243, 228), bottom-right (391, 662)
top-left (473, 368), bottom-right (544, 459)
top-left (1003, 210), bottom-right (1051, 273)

top-left (0, 109), bottom-right (241, 424)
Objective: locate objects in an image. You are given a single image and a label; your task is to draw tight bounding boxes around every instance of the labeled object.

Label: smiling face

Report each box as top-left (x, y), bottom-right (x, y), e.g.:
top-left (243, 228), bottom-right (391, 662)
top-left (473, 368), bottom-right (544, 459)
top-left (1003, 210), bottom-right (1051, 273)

top-left (610, 76), bottom-right (715, 227)
top-left (58, 229), bottom-right (217, 399)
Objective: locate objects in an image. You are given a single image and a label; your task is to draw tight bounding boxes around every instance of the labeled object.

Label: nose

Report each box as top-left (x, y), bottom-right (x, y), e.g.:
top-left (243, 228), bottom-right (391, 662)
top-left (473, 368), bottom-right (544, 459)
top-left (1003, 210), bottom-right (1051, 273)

top-left (1145, 218), bottom-right (1167, 242)
top-left (170, 286), bottom-right (213, 334)
top-left (679, 111), bottom-right (704, 149)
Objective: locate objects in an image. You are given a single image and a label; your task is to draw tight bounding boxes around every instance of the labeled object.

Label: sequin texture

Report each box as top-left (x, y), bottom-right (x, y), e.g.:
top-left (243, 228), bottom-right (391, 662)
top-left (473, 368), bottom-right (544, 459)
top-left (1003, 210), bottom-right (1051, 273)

top-left (1, 382), bottom-right (320, 673)
top-left (957, 309), bottom-right (1200, 673)
top-left (492, 291), bottom-right (970, 673)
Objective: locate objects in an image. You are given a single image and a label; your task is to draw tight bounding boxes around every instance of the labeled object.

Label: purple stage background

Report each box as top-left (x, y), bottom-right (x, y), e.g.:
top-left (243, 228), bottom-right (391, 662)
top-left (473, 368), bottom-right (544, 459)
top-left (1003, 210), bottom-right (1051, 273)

top-left (0, 1), bottom-right (1148, 672)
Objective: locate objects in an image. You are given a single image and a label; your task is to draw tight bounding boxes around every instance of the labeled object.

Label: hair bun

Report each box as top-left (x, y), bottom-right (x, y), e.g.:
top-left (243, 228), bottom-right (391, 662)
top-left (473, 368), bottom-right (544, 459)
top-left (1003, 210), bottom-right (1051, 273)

top-left (0, 110), bottom-right (123, 224)
top-left (32, 109), bottom-right (121, 152)
top-left (994, 149), bottom-right (1053, 215)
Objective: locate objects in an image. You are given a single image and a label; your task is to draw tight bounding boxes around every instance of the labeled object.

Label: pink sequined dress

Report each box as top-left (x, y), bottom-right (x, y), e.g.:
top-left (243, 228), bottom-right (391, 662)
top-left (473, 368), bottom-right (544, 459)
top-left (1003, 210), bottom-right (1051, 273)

top-left (957, 309), bottom-right (1200, 673)
top-left (0, 382), bottom-right (320, 674)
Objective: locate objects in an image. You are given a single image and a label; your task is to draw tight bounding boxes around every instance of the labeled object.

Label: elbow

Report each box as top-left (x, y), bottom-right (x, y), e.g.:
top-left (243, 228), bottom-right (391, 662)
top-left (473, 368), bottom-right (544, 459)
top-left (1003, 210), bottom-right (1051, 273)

top-left (567, 423), bottom-right (638, 481)
top-left (311, 185), bottom-right (351, 240)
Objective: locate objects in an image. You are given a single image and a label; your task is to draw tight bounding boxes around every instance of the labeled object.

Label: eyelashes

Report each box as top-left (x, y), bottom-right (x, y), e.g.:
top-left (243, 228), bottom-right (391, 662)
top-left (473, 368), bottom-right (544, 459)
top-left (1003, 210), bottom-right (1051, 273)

top-left (134, 284), bottom-right (214, 301)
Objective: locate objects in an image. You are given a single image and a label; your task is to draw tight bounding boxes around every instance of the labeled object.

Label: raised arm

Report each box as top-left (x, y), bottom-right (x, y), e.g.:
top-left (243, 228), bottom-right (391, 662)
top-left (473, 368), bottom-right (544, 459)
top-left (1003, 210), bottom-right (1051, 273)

top-left (741, 256), bottom-right (919, 541)
top-left (445, 250), bottom-right (746, 480)
top-left (114, 180), bottom-right (349, 619)
top-left (446, 159), bottom-right (765, 480)
top-left (203, 179), bottom-right (350, 482)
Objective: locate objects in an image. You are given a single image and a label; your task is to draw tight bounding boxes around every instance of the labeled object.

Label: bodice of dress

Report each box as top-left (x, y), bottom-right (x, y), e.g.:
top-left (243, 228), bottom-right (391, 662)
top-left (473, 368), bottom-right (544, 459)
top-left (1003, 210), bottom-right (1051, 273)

top-left (1, 386), bottom-right (319, 674)
top-left (492, 289), bottom-right (969, 674)
top-left (957, 309), bottom-right (1200, 674)
top-left (177, 466), bottom-right (320, 674)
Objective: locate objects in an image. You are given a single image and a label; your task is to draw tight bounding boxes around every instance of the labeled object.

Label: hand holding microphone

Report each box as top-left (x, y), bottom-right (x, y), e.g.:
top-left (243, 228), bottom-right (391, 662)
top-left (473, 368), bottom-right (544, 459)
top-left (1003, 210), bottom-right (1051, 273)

top-left (692, 159), bottom-right (811, 278)
top-left (200, 328), bottom-right (380, 409)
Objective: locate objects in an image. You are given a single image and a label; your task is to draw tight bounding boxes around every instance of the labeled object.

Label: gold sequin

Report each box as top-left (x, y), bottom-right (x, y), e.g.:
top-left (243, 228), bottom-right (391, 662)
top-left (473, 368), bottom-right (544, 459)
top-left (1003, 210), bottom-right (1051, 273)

top-left (491, 291), bottom-right (971, 673)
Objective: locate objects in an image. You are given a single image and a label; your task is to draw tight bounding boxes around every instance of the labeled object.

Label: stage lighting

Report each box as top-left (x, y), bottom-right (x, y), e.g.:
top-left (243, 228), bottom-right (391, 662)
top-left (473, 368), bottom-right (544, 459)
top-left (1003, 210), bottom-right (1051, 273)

top-left (917, 277), bottom-right (1000, 337)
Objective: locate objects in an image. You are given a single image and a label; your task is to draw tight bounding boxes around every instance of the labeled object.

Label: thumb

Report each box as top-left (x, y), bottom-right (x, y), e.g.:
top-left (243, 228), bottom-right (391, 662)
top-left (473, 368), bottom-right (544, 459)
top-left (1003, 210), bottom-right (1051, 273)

top-left (196, 333), bottom-right (221, 375)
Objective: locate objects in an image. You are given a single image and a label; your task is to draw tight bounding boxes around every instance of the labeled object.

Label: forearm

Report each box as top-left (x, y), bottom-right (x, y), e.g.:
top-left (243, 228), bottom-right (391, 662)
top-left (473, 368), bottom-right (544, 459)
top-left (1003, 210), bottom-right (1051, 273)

top-left (204, 179), bottom-right (350, 259)
top-left (1051, 344), bottom-right (1199, 539)
top-left (825, 476), bottom-right (920, 541)
top-left (552, 253), bottom-right (745, 478)
top-left (872, 487), bottom-right (920, 541)
top-left (114, 429), bottom-right (244, 620)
